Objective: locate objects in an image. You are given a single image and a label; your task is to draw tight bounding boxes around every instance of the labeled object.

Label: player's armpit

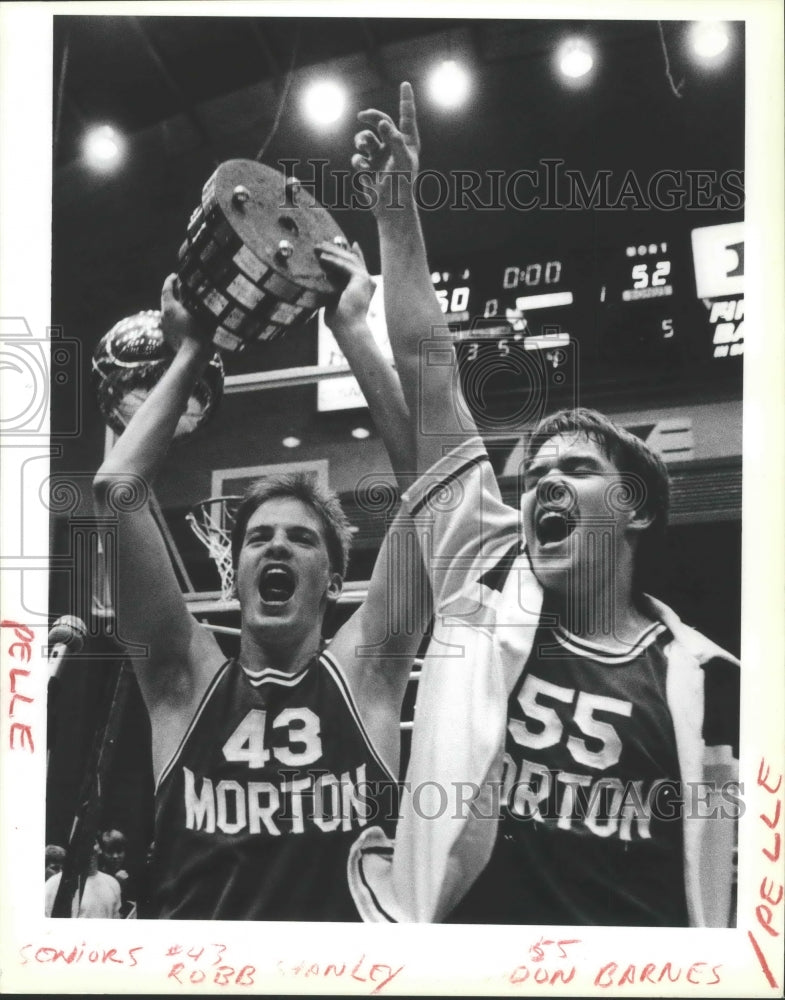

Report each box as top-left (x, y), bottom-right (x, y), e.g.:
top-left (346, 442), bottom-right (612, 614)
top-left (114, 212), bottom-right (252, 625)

top-left (330, 512), bottom-right (431, 776)
top-left (330, 621), bottom-right (411, 780)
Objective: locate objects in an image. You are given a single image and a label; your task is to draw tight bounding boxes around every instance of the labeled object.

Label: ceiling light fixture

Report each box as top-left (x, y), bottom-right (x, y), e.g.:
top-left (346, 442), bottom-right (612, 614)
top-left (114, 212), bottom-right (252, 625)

top-left (83, 124), bottom-right (124, 171)
top-left (557, 39), bottom-right (595, 81)
top-left (302, 79), bottom-right (347, 127)
top-left (688, 21), bottom-right (731, 63)
top-left (427, 60), bottom-right (471, 109)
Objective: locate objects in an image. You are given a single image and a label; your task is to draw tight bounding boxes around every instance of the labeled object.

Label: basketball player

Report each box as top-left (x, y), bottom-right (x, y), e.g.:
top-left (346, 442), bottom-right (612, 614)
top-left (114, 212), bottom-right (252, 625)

top-left (93, 243), bottom-right (426, 920)
top-left (346, 83), bottom-right (739, 926)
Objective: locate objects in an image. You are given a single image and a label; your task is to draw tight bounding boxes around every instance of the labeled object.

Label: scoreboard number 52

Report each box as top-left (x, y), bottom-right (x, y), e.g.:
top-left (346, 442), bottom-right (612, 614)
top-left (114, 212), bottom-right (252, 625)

top-left (631, 260), bottom-right (671, 289)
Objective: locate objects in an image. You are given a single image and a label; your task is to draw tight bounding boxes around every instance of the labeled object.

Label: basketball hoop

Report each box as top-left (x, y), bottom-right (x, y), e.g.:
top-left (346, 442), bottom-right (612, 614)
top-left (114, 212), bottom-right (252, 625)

top-left (186, 496), bottom-right (243, 602)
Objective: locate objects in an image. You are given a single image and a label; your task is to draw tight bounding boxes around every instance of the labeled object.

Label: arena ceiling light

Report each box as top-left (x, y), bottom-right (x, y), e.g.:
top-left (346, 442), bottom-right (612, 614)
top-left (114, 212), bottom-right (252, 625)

top-left (427, 60), bottom-right (471, 109)
top-left (351, 426), bottom-right (370, 440)
top-left (302, 79), bottom-right (348, 127)
top-left (556, 38), bottom-right (595, 81)
top-left (687, 21), bottom-right (731, 63)
top-left (282, 435), bottom-right (301, 449)
top-left (82, 124), bottom-right (124, 171)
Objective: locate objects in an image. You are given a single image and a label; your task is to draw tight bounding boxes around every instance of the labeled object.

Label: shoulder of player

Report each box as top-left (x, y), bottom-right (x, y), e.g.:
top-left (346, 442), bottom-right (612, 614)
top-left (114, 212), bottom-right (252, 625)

top-left (402, 436), bottom-right (493, 513)
top-left (324, 620), bottom-right (411, 727)
top-left (330, 602), bottom-right (415, 679)
top-left (643, 594), bottom-right (740, 669)
top-left (666, 625), bottom-right (739, 672)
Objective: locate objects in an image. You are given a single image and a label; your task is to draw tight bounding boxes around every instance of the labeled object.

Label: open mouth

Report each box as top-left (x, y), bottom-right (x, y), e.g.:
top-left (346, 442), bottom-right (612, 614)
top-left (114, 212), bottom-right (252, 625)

top-left (535, 511), bottom-right (577, 547)
top-left (258, 565), bottom-right (297, 605)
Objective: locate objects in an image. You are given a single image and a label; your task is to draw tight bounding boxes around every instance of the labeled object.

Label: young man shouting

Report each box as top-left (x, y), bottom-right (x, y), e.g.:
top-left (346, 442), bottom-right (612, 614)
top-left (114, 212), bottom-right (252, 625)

top-left (93, 242), bottom-right (426, 920)
top-left (347, 83), bottom-right (739, 927)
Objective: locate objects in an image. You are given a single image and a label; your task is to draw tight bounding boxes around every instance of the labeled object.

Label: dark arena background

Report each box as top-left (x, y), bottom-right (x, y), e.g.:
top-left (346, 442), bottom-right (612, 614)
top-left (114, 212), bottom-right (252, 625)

top-left (48, 15), bottom-right (744, 890)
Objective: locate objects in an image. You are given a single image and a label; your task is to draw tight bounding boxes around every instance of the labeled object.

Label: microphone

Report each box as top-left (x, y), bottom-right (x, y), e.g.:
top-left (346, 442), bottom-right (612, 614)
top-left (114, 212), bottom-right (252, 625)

top-left (48, 615), bottom-right (87, 680)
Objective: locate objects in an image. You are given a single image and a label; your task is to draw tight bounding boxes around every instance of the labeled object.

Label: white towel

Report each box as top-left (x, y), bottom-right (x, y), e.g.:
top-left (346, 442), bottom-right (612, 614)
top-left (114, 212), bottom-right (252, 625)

top-left (349, 549), bottom-right (543, 922)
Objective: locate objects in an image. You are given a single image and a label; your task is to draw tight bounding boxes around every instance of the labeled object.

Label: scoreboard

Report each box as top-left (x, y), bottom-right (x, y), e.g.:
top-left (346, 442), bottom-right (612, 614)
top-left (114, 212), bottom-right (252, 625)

top-left (434, 220), bottom-right (743, 364)
top-left (317, 221), bottom-right (743, 414)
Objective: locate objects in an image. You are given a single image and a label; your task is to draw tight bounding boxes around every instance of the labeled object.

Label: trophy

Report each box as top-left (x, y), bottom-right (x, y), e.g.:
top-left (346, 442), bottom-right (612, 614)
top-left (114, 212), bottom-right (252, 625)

top-left (93, 160), bottom-right (347, 436)
top-left (177, 160), bottom-right (349, 352)
top-left (92, 310), bottom-right (224, 440)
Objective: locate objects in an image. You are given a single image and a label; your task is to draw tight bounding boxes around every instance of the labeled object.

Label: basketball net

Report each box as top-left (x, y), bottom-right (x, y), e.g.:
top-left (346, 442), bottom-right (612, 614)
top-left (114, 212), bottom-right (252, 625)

top-left (186, 497), bottom-right (242, 603)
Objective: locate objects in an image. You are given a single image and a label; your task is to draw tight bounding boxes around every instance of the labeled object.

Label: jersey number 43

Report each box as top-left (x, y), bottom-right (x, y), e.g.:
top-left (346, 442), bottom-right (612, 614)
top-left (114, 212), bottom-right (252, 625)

top-left (222, 708), bottom-right (323, 768)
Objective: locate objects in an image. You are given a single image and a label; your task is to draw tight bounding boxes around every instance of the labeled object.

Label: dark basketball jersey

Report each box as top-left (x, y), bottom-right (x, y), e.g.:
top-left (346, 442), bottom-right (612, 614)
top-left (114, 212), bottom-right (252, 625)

top-left (381, 439), bottom-right (740, 926)
top-left (151, 651), bottom-right (398, 920)
top-left (450, 622), bottom-right (690, 926)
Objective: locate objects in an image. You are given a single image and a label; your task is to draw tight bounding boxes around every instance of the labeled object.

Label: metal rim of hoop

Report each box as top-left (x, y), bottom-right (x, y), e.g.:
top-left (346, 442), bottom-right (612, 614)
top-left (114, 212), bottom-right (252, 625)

top-left (186, 495), bottom-right (243, 603)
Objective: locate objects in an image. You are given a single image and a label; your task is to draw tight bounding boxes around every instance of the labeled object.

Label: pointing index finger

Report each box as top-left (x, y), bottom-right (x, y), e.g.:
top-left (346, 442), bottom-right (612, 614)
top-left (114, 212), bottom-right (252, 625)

top-left (398, 81), bottom-right (420, 149)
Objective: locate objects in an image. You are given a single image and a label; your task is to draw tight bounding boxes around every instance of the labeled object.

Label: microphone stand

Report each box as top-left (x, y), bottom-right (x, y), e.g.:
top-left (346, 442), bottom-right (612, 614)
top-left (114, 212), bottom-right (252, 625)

top-left (46, 622), bottom-right (85, 779)
top-left (50, 657), bottom-right (134, 918)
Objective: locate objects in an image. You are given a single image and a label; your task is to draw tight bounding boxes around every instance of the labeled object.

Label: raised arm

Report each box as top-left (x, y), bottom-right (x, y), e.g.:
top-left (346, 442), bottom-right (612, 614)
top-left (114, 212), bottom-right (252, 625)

top-left (353, 82), bottom-right (481, 476)
top-left (352, 84), bottom-right (520, 614)
top-left (345, 87), bottom-right (530, 925)
top-left (316, 240), bottom-right (414, 482)
top-left (317, 240), bottom-right (428, 776)
top-left (93, 276), bottom-right (224, 772)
